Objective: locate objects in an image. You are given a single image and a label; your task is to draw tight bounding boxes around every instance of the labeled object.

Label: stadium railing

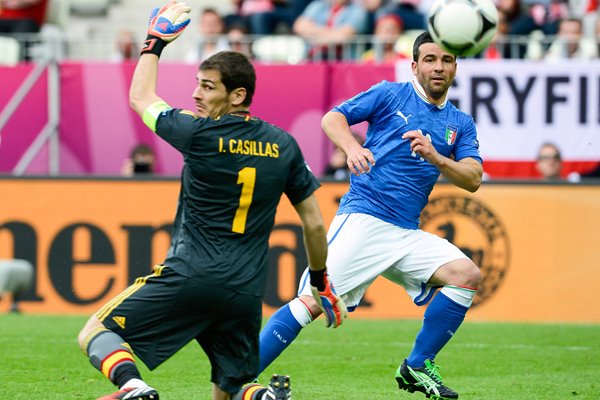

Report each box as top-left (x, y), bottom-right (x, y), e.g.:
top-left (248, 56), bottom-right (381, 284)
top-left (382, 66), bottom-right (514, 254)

top-left (0, 31), bottom-right (598, 64)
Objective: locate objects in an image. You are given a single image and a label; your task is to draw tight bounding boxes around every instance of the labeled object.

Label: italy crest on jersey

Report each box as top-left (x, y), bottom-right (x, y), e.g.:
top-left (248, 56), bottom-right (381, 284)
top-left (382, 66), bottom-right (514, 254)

top-left (445, 126), bottom-right (457, 145)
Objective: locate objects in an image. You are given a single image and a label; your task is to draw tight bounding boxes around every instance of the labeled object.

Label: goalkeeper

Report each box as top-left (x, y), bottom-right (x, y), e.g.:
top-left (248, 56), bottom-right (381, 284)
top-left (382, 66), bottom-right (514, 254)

top-left (76, 2), bottom-right (346, 400)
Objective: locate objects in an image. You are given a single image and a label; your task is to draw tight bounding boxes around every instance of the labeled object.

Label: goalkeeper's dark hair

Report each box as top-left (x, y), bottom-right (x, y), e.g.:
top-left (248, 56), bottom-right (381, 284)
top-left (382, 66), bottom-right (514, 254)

top-left (200, 51), bottom-right (256, 107)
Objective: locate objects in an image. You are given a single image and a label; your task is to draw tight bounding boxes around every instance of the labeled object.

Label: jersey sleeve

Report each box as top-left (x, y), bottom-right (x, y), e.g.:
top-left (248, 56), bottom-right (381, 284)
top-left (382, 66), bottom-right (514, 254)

top-left (453, 115), bottom-right (483, 164)
top-left (285, 137), bottom-right (321, 205)
top-left (155, 109), bottom-right (201, 154)
top-left (332, 81), bottom-right (389, 126)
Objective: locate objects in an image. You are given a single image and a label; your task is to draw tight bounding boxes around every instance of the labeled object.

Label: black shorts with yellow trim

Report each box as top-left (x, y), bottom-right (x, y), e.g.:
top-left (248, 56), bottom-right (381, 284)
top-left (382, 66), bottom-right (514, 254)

top-left (97, 265), bottom-right (263, 393)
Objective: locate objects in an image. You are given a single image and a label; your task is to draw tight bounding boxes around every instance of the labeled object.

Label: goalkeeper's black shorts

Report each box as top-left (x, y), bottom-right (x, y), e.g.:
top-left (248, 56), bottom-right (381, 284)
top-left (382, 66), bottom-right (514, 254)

top-left (97, 264), bottom-right (262, 394)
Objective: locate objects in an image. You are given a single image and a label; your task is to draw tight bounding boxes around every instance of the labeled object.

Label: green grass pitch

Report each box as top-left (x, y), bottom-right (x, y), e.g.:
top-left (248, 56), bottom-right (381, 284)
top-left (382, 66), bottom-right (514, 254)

top-left (1, 314), bottom-right (599, 399)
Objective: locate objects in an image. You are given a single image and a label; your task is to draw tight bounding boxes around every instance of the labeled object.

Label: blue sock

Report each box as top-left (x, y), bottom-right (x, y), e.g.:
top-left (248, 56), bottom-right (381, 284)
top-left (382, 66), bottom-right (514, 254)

top-left (406, 292), bottom-right (469, 367)
top-left (259, 304), bottom-right (304, 373)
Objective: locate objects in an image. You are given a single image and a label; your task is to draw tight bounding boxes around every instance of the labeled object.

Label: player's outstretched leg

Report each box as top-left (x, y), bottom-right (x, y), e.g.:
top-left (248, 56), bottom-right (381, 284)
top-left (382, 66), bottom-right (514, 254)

top-left (233, 375), bottom-right (291, 400)
top-left (259, 298), bottom-right (314, 372)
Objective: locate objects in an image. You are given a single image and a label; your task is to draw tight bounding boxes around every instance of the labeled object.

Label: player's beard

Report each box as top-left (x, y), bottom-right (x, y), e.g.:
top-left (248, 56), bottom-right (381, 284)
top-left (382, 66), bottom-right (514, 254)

top-left (426, 78), bottom-right (450, 101)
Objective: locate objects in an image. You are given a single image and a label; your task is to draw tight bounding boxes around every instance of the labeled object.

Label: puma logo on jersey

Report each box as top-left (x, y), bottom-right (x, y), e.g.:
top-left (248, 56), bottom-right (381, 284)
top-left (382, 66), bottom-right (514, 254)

top-left (113, 316), bottom-right (126, 329)
top-left (396, 110), bottom-right (412, 125)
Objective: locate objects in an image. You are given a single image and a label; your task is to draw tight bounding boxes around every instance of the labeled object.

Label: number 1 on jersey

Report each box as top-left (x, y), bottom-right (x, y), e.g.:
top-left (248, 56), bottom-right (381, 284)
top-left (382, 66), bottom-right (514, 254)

top-left (232, 167), bottom-right (256, 234)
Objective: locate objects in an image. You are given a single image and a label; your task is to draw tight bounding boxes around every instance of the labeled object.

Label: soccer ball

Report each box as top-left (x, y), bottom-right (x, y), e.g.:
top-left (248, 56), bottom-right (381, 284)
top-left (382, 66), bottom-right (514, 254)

top-left (427, 0), bottom-right (498, 57)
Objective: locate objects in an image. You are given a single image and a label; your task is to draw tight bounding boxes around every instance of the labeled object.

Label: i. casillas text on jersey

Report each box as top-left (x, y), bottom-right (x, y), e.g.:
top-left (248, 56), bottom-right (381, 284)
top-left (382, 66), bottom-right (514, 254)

top-left (219, 137), bottom-right (280, 158)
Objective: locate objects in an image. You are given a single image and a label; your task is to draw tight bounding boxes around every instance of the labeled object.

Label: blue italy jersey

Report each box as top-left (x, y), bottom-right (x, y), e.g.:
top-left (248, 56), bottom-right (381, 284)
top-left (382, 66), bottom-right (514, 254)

top-left (334, 80), bottom-right (482, 229)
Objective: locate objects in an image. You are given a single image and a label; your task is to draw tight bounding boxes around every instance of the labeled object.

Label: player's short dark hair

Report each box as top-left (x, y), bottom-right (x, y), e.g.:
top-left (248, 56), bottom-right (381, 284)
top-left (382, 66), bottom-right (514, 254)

top-left (200, 51), bottom-right (256, 107)
top-left (413, 31), bottom-right (435, 61)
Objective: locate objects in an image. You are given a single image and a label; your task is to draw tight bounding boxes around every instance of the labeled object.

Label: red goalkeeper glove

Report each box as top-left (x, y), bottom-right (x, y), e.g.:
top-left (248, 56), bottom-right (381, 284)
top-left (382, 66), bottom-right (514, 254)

top-left (310, 269), bottom-right (348, 328)
top-left (141, 1), bottom-right (191, 57)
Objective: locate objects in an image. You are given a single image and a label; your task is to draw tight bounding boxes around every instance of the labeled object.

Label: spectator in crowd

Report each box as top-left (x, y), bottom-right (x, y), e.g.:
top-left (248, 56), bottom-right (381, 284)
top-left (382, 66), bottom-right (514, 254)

top-left (293, 0), bottom-right (370, 61)
top-left (361, 13), bottom-right (409, 63)
top-left (185, 8), bottom-right (230, 64)
top-left (498, 0), bottom-right (527, 25)
top-left (504, 0), bottom-right (569, 58)
top-left (535, 142), bottom-right (563, 180)
top-left (225, 0), bottom-right (313, 35)
top-left (534, 142), bottom-right (585, 182)
top-left (493, 0), bottom-right (530, 58)
top-left (226, 20), bottom-right (252, 58)
top-left (111, 29), bottom-right (139, 62)
top-left (121, 144), bottom-right (156, 177)
top-left (0, 259), bottom-right (33, 313)
top-left (509, 0), bottom-right (569, 37)
top-left (323, 131), bottom-right (364, 180)
top-left (0, 0), bottom-right (49, 61)
top-left (363, 0), bottom-right (427, 31)
top-left (545, 17), bottom-right (598, 59)
top-left (223, 0), bottom-right (249, 33)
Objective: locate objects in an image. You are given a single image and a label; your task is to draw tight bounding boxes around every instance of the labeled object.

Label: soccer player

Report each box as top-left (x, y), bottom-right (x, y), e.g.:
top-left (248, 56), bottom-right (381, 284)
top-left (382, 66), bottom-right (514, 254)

top-left (259, 31), bottom-right (483, 400)
top-left (76, 2), bottom-right (346, 400)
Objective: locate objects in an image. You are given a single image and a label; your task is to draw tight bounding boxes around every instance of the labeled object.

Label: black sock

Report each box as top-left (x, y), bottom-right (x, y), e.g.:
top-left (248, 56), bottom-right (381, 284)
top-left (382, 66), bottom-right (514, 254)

top-left (113, 363), bottom-right (142, 388)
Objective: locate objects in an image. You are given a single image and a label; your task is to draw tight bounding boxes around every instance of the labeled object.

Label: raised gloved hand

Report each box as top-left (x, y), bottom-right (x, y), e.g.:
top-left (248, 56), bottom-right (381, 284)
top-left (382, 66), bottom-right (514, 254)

top-left (141, 1), bottom-right (191, 56)
top-left (310, 269), bottom-right (348, 328)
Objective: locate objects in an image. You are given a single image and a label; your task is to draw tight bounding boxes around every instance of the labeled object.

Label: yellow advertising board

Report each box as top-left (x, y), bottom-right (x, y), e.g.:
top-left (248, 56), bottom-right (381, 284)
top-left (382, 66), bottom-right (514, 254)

top-left (1, 178), bottom-right (599, 323)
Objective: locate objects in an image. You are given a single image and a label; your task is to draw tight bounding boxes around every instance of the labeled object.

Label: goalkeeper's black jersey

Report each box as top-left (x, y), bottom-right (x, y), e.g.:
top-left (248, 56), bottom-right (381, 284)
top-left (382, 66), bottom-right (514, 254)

top-left (155, 109), bottom-right (320, 297)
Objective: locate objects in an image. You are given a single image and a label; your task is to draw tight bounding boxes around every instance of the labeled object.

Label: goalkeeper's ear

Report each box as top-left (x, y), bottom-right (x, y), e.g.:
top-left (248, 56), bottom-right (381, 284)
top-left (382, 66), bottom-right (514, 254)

top-left (229, 87), bottom-right (247, 107)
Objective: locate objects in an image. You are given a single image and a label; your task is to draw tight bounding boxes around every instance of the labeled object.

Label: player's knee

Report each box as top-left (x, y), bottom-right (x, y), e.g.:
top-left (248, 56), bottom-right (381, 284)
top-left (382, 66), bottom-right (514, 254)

top-left (432, 258), bottom-right (480, 288)
top-left (462, 260), bottom-right (481, 288)
top-left (470, 265), bottom-right (482, 288)
top-left (451, 259), bottom-right (480, 288)
top-left (77, 315), bottom-right (103, 351)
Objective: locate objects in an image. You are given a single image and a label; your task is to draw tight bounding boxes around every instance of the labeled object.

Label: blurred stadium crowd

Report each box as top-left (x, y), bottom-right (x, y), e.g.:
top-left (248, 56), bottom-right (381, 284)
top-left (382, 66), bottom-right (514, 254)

top-left (0, 0), bottom-right (598, 65)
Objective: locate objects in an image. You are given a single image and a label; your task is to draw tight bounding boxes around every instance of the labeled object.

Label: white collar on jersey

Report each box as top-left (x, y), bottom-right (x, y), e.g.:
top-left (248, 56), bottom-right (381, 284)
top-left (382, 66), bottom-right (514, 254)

top-left (411, 78), bottom-right (448, 109)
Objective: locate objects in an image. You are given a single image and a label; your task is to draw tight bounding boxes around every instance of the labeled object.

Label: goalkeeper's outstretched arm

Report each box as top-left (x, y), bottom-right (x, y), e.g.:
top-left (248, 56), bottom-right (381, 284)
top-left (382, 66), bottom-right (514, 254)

top-left (129, 1), bottom-right (191, 119)
top-left (130, 55), bottom-right (162, 118)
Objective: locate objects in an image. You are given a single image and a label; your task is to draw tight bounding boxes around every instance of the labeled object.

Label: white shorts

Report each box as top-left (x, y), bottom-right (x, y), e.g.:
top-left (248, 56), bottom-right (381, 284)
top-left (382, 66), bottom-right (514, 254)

top-left (298, 213), bottom-right (468, 309)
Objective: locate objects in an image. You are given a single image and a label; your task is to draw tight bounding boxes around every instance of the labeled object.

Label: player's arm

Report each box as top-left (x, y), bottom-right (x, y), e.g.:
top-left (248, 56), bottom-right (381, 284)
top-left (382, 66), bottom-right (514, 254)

top-left (293, 194), bottom-right (327, 271)
top-left (129, 1), bottom-right (191, 129)
top-left (435, 157), bottom-right (483, 192)
top-left (437, 156), bottom-right (483, 193)
top-left (293, 194), bottom-right (347, 328)
top-left (129, 55), bottom-right (163, 118)
top-left (403, 129), bottom-right (482, 192)
top-left (322, 111), bottom-right (375, 175)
